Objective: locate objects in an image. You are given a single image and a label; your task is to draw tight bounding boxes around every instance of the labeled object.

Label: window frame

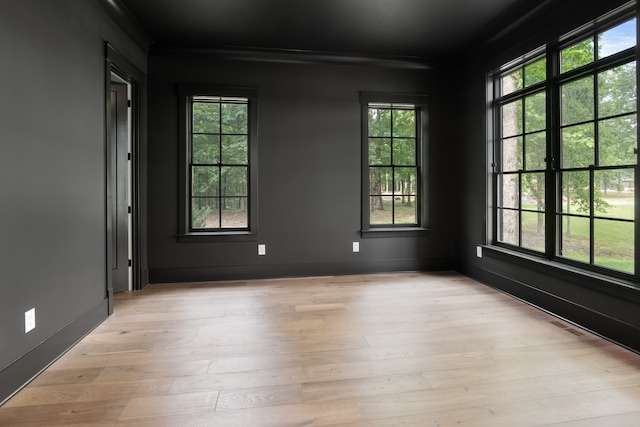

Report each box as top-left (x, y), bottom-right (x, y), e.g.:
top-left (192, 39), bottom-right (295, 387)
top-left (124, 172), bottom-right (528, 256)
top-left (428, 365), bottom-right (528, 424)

top-left (360, 92), bottom-right (430, 236)
top-left (177, 84), bottom-right (258, 242)
top-left (489, 4), bottom-right (638, 281)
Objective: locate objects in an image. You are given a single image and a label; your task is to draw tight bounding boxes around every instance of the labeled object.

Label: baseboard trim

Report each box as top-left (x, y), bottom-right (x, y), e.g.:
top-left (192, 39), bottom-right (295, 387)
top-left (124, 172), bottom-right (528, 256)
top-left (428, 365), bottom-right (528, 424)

top-left (461, 264), bottom-right (640, 354)
top-left (150, 258), bottom-right (453, 283)
top-left (0, 299), bottom-right (109, 406)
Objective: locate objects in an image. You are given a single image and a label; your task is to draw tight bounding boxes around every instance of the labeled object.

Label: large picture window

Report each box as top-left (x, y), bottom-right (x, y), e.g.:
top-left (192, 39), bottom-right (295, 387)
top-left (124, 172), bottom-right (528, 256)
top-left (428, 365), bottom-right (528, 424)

top-left (361, 93), bottom-right (429, 233)
top-left (178, 86), bottom-right (258, 238)
top-left (492, 5), bottom-right (637, 277)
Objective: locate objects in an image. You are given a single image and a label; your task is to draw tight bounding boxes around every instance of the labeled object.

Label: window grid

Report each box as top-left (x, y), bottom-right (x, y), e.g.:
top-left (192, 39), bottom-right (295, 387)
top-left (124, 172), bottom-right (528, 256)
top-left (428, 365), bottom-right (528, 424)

top-left (556, 58), bottom-right (637, 273)
top-left (368, 103), bottom-right (419, 226)
top-left (189, 97), bottom-right (249, 231)
top-left (493, 11), bottom-right (637, 278)
top-left (496, 58), bottom-right (548, 253)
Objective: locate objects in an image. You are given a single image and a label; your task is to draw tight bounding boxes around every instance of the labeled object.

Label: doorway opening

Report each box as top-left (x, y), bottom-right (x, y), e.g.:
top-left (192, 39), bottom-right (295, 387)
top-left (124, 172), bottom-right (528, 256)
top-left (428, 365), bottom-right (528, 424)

top-left (110, 72), bottom-right (132, 294)
top-left (105, 43), bottom-right (146, 314)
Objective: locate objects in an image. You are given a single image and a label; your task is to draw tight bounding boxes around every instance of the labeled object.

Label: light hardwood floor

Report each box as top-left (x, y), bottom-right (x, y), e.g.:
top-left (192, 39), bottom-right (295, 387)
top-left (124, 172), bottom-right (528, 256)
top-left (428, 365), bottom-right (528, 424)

top-left (1, 271), bottom-right (640, 426)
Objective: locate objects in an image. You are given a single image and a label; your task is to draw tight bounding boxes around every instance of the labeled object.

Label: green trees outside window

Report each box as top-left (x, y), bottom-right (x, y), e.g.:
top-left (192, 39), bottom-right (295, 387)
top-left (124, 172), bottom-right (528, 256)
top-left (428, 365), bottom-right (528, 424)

top-left (190, 97), bottom-right (249, 230)
top-left (368, 103), bottom-right (419, 226)
top-left (494, 12), bottom-right (637, 276)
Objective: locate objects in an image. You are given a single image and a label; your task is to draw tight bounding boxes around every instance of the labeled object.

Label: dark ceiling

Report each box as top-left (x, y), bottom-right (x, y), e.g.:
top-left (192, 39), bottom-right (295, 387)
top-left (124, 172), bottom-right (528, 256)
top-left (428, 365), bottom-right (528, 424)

top-left (117, 0), bottom-right (524, 58)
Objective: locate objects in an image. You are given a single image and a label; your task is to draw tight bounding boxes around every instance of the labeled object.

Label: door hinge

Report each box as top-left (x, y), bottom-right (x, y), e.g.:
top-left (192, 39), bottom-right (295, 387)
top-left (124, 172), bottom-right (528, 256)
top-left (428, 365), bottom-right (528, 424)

top-left (128, 206), bottom-right (132, 214)
top-left (127, 99), bottom-right (132, 108)
top-left (128, 152), bottom-right (131, 161)
top-left (128, 259), bottom-right (132, 267)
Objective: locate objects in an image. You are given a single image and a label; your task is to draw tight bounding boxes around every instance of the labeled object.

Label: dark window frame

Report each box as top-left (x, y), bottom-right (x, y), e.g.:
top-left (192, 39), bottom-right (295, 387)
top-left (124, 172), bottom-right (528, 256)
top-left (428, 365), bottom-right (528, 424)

top-left (489, 4), bottom-right (638, 281)
top-left (177, 85), bottom-right (258, 242)
top-left (360, 92), bottom-right (430, 237)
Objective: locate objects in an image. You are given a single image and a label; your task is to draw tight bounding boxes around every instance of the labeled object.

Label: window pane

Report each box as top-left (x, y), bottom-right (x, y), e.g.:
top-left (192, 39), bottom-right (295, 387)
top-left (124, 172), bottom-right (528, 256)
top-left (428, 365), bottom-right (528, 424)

top-left (393, 138), bottom-right (416, 165)
top-left (599, 115), bottom-right (637, 166)
top-left (370, 166), bottom-right (392, 195)
top-left (369, 108), bottom-right (391, 137)
top-left (192, 198), bottom-right (219, 229)
top-left (392, 108), bottom-right (415, 137)
top-left (561, 76), bottom-right (594, 126)
top-left (561, 38), bottom-right (594, 73)
top-left (221, 166), bottom-right (247, 197)
top-left (562, 123), bottom-right (594, 168)
top-left (502, 137), bottom-right (522, 172)
top-left (598, 18), bottom-right (636, 59)
top-left (221, 102), bottom-right (248, 134)
top-left (192, 166), bottom-right (219, 197)
top-left (561, 171), bottom-right (590, 214)
top-left (522, 172), bottom-right (545, 211)
top-left (498, 208), bottom-right (519, 245)
top-left (370, 196), bottom-right (392, 224)
top-left (394, 168), bottom-right (416, 195)
top-left (594, 219), bottom-right (634, 273)
top-left (221, 197), bottom-right (248, 228)
top-left (500, 174), bottom-right (519, 209)
top-left (222, 135), bottom-right (248, 164)
top-left (594, 169), bottom-right (634, 219)
top-left (192, 134), bottom-right (219, 164)
top-left (559, 215), bottom-right (590, 262)
top-left (192, 102), bottom-right (220, 134)
top-left (522, 211), bottom-right (545, 252)
top-left (369, 138), bottom-right (391, 165)
top-left (524, 58), bottom-right (546, 87)
top-left (525, 91), bottom-right (546, 132)
top-left (394, 196), bottom-right (417, 224)
top-left (598, 63), bottom-right (636, 118)
top-left (502, 99), bottom-right (522, 137)
top-left (502, 68), bottom-right (522, 96)
top-left (524, 132), bottom-right (545, 170)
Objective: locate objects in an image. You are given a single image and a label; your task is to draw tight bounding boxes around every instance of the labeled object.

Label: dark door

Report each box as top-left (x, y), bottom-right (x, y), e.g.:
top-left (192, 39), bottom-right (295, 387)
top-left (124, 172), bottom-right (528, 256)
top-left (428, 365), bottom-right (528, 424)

top-left (110, 83), bottom-right (129, 293)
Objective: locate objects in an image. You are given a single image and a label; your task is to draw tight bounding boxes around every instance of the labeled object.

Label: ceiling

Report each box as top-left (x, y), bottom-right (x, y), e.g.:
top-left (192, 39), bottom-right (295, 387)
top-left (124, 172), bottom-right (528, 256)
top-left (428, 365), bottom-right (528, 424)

top-left (117, 0), bottom-right (524, 58)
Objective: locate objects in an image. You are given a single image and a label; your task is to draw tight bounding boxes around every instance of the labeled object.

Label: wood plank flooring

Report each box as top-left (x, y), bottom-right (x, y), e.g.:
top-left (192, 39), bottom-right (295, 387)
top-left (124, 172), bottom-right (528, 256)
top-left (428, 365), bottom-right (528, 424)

top-left (1, 271), bottom-right (640, 426)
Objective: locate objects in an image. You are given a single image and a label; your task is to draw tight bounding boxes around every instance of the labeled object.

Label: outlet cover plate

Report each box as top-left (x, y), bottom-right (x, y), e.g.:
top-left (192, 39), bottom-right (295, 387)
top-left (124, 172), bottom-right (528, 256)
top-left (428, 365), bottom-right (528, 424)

top-left (258, 244), bottom-right (266, 256)
top-left (25, 308), bottom-right (35, 333)
top-left (353, 242), bottom-right (360, 252)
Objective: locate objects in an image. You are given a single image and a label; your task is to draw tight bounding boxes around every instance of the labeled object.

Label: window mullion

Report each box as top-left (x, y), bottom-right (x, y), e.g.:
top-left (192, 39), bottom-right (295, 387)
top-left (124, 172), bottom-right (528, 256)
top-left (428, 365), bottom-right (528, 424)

top-left (589, 165), bottom-right (595, 265)
top-left (390, 108), bottom-right (395, 225)
top-left (547, 47), bottom-right (560, 260)
top-left (218, 101), bottom-right (223, 229)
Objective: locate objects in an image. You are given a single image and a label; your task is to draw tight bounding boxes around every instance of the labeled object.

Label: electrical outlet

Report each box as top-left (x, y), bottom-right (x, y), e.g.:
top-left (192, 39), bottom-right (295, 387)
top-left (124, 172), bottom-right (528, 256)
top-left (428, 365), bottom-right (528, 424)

top-left (476, 245), bottom-right (483, 258)
top-left (25, 308), bottom-right (35, 333)
top-left (258, 244), bottom-right (266, 256)
top-left (352, 242), bottom-right (360, 253)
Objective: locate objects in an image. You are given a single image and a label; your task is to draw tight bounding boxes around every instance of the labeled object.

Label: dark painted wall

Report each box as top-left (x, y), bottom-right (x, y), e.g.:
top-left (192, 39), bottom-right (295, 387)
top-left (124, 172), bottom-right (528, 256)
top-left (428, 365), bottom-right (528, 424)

top-left (0, 0), bottom-right (146, 403)
top-left (147, 55), bottom-right (455, 282)
top-left (454, 0), bottom-right (640, 352)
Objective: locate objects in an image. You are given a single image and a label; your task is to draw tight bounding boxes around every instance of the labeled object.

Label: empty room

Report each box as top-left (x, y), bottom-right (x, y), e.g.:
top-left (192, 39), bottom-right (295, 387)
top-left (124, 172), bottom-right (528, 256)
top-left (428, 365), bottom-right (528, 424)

top-left (1, 0), bottom-right (639, 425)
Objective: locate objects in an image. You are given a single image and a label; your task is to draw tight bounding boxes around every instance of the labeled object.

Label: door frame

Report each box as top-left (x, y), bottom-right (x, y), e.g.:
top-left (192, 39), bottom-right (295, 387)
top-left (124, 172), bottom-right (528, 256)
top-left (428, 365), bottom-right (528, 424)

top-left (105, 43), bottom-right (147, 314)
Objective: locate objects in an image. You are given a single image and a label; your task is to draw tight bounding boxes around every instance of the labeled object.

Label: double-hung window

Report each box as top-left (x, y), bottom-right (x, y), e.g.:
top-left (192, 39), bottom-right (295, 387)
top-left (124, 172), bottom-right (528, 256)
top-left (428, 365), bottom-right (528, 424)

top-left (178, 85), bottom-right (258, 238)
top-left (361, 93), bottom-right (429, 233)
top-left (491, 3), bottom-right (637, 278)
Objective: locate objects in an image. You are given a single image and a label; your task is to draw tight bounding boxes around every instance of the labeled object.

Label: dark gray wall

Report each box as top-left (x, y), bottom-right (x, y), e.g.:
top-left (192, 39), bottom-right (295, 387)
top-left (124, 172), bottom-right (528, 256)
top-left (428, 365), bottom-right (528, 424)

top-left (454, 0), bottom-right (640, 352)
top-left (147, 54), bottom-right (455, 282)
top-left (0, 0), bottom-right (146, 404)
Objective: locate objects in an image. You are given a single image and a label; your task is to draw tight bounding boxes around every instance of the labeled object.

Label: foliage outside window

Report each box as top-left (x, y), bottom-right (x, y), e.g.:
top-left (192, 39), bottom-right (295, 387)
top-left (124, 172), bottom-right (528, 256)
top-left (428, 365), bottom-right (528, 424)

top-left (361, 93), bottom-right (429, 232)
top-left (493, 9), bottom-right (637, 277)
top-left (178, 85), bottom-right (258, 239)
top-left (190, 96), bottom-right (249, 230)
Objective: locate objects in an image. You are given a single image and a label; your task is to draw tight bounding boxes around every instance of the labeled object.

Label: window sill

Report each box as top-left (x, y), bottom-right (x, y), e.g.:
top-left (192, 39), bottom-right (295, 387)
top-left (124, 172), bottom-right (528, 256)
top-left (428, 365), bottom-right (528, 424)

top-left (177, 231), bottom-right (257, 243)
top-left (361, 227), bottom-right (430, 238)
top-left (481, 244), bottom-right (640, 299)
